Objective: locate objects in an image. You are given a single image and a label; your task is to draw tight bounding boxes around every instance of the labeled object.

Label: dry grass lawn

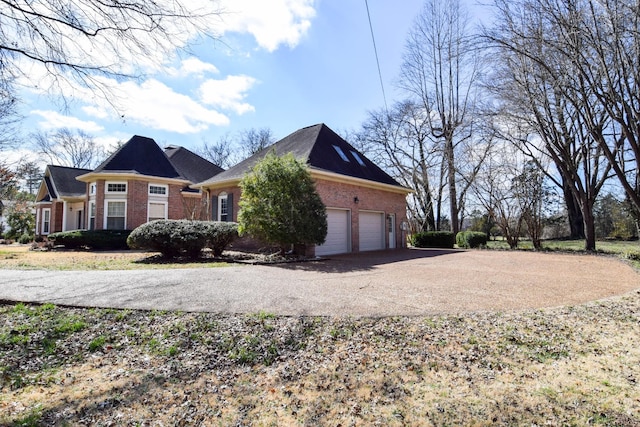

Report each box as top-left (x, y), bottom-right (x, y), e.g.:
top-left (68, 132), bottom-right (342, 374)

top-left (0, 245), bottom-right (639, 425)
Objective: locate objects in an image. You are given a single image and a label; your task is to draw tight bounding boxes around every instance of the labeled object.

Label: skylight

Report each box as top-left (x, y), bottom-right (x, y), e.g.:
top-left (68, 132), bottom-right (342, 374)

top-left (351, 150), bottom-right (366, 166)
top-left (333, 145), bottom-right (350, 162)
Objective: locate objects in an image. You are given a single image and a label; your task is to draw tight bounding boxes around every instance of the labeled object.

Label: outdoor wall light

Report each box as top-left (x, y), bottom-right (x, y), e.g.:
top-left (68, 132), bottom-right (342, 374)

top-left (353, 196), bottom-right (359, 204)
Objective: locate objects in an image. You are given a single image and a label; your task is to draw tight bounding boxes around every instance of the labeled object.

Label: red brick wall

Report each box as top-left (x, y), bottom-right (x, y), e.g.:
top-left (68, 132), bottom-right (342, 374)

top-left (167, 184), bottom-right (186, 219)
top-left (218, 178), bottom-right (408, 253)
top-left (314, 178), bottom-right (408, 251)
top-left (210, 187), bottom-right (242, 222)
top-left (36, 202), bottom-right (52, 235)
top-left (53, 202), bottom-right (64, 233)
top-left (127, 180), bottom-right (147, 229)
top-left (94, 181), bottom-right (105, 230)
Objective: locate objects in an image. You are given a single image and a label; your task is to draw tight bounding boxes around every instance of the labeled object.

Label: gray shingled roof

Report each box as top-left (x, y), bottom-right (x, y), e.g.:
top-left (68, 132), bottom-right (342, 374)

top-left (164, 145), bottom-right (224, 184)
top-left (93, 135), bottom-right (181, 179)
top-left (196, 123), bottom-right (402, 187)
top-left (47, 165), bottom-right (91, 198)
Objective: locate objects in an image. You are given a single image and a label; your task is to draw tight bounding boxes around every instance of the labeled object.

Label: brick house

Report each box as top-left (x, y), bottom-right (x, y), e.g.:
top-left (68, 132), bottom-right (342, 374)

top-left (194, 123), bottom-right (411, 255)
top-left (35, 135), bottom-right (223, 235)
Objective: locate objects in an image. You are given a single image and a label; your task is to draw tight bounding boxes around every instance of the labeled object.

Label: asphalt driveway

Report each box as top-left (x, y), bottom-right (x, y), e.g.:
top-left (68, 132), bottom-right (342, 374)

top-left (0, 249), bottom-right (638, 316)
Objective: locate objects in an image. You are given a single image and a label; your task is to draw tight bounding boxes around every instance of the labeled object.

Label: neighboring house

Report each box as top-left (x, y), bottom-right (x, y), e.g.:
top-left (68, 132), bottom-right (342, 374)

top-left (35, 135), bottom-right (223, 235)
top-left (194, 123), bottom-right (411, 256)
top-left (35, 165), bottom-right (92, 235)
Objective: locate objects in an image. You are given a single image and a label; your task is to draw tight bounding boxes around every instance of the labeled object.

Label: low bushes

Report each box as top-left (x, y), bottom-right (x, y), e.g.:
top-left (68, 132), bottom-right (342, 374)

top-left (410, 231), bottom-right (455, 249)
top-left (456, 231), bottom-right (488, 249)
top-left (48, 229), bottom-right (131, 250)
top-left (127, 220), bottom-right (238, 259)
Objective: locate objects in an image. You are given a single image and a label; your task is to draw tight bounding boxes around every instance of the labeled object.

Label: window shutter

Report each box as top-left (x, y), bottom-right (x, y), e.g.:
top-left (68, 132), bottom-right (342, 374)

top-left (211, 195), bottom-right (218, 220)
top-left (227, 193), bottom-right (234, 222)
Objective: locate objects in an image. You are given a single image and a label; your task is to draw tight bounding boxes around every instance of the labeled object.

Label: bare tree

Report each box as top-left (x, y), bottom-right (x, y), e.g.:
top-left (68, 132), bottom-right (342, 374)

top-left (238, 128), bottom-right (275, 159)
top-left (0, 79), bottom-right (21, 151)
top-left (399, 0), bottom-right (482, 235)
top-left (16, 160), bottom-right (42, 195)
top-left (485, 0), bottom-right (618, 251)
top-left (472, 141), bottom-right (527, 249)
top-left (358, 100), bottom-right (437, 232)
top-left (199, 134), bottom-right (234, 169)
top-left (32, 128), bottom-right (105, 169)
top-left (0, 0), bottom-right (221, 101)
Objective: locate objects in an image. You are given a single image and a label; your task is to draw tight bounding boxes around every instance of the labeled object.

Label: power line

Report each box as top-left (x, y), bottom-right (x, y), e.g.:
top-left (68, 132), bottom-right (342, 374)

top-left (364, 0), bottom-right (388, 112)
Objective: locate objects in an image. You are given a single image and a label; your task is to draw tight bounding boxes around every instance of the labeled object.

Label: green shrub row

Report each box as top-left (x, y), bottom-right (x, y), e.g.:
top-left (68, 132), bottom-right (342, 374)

top-left (410, 231), bottom-right (455, 249)
top-left (126, 220), bottom-right (238, 259)
top-left (456, 231), bottom-right (488, 249)
top-left (48, 230), bottom-right (131, 250)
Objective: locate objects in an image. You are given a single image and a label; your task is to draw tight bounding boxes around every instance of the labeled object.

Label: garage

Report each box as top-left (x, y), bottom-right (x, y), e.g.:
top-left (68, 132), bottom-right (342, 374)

top-left (359, 211), bottom-right (385, 252)
top-left (316, 208), bottom-right (350, 256)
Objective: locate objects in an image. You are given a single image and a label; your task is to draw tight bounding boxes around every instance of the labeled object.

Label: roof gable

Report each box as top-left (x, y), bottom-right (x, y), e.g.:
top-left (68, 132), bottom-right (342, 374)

top-left (93, 135), bottom-right (180, 179)
top-left (196, 123), bottom-right (402, 188)
top-left (37, 165), bottom-right (91, 202)
top-left (164, 145), bottom-right (224, 184)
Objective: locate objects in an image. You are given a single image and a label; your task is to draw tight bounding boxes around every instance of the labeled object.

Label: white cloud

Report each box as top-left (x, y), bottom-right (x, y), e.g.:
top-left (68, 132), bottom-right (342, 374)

top-left (85, 78), bottom-right (231, 134)
top-left (199, 75), bottom-right (257, 115)
top-left (218, 0), bottom-right (316, 51)
top-left (30, 110), bottom-right (104, 132)
top-left (168, 57), bottom-right (220, 78)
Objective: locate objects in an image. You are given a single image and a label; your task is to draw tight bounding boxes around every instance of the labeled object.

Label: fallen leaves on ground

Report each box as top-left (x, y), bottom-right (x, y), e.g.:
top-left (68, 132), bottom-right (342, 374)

top-left (1, 291), bottom-right (639, 426)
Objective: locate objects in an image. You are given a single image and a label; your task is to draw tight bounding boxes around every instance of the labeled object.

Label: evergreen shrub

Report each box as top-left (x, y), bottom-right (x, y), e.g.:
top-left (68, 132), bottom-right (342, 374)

top-left (456, 231), bottom-right (488, 248)
top-left (48, 229), bottom-right (131, 250)
top-left (410, 231), bottom-right (455, 249)
top-left (127, 220), bottom-right (238, 259)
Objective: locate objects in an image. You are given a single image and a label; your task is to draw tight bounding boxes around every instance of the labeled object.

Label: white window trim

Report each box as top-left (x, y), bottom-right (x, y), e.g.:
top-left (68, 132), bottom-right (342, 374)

top-left (88, 201), bottom-right (96, 230)
top-left (41, 208), bottom-right (51, 235)
top-left (217, 192), bottom-right (228, 222)
top-left (89, 182), bottom-right (97, 195)
top-left (148, 183), bottom-right (168, 196)
top-left (147, 201), bottom-right (168, 222)
top-left (105, 181), bottom-right (128, 194)
top-left (104, 199), bottom-right (127, 230)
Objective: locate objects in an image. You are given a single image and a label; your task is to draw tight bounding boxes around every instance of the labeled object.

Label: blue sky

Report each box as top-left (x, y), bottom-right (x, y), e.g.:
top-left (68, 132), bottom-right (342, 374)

top-left (11, 0), bottom-right (488, 163)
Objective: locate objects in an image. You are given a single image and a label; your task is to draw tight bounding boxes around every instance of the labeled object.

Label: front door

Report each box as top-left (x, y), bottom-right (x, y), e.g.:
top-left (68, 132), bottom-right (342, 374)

top-left (388, 214), bottom-right (396, 249)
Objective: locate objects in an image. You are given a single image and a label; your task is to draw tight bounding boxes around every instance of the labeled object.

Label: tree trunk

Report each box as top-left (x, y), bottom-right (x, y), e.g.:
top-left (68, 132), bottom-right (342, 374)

top-left (582, 206), bottom-right (596, 251)
top-left (563, 180), bottom-right (585, 239)
top-left (446, 136), bottom-right (459, 235)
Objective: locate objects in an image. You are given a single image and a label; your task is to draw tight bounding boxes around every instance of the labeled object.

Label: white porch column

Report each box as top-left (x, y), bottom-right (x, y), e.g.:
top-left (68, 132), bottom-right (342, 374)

top-left (61, 201), bottom-right (68, 232)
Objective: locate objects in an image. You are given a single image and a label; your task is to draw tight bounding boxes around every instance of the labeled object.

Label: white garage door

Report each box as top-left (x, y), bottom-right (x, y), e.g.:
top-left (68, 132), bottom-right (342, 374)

top-left (316, 209), bottom-right (350, 256)
top-left (359, 211), bottom-right (385, 252)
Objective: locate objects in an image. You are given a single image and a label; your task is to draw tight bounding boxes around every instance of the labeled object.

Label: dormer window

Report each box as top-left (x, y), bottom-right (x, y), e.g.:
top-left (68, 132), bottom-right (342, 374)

top-left (351, 151), bottom-right (366, 166)
top-left (333, 145), bottom-right (350, 162)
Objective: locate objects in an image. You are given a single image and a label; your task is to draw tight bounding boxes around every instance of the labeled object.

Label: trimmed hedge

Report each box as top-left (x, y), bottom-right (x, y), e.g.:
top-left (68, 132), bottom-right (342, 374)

top-left (456, 231), bottom-right (488, 249)
top-left (126, 220), bottom-right (238, 259)
top-left (410, 231), bottom-right (455, 249)
top-left (48, 229), bottom-right (132, 250)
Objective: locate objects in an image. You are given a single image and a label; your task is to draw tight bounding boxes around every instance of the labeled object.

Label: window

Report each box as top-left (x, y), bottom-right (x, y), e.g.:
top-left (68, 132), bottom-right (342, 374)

top-left (89, 202), bottom-right (96, 230)
top-left (42, 208), bottom-right (51, 234)
top-left (351, 151), bottom-right (366, 166)
top-left (218, 193), bottom-right (228, 222)
top-left (148, 202), bottom-right (167, 221)
top-left (89, 183), bottom-right (97, 195)
top-left (332, 145), bottom-right (350, 162)
top-left (105, 201), bottom-right (126, 230)
top-left (149, 184), bottom-right (167, 195)
top-left (106, 182), bottom-right (127, 193)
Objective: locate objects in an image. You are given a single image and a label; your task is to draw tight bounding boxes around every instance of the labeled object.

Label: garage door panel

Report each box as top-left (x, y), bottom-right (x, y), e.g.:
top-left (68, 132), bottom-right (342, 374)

top-left (316, 209), bottom-right (350, 256)
top-left (359, 211), bottom-right (384, 252)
